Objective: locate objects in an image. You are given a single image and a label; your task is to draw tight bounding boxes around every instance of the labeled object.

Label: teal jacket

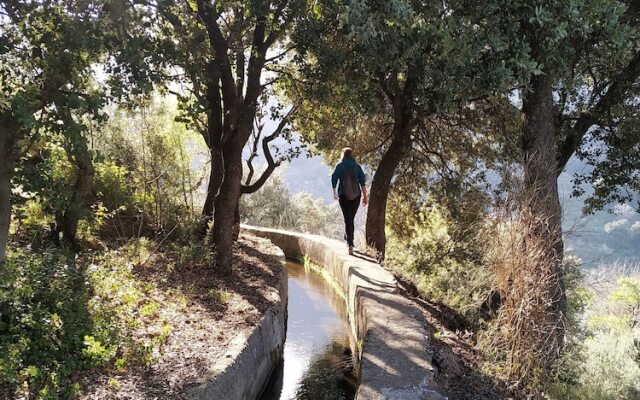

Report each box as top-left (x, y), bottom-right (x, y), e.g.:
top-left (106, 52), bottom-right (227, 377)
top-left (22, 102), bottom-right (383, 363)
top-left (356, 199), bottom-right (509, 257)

top-left (331, 157), bottom-right (366, 197)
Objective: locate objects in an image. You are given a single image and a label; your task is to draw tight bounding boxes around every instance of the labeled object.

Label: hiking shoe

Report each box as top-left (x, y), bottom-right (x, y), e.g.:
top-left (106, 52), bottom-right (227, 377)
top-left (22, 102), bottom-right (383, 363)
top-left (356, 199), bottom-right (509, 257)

top-left (348, 246), bottom-right (354, 255)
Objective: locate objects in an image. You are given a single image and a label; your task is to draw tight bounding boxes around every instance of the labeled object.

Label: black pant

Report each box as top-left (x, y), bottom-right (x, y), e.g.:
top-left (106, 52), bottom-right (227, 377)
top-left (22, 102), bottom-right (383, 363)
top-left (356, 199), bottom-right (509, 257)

top-left (339, 195), bottom-right (360, 247)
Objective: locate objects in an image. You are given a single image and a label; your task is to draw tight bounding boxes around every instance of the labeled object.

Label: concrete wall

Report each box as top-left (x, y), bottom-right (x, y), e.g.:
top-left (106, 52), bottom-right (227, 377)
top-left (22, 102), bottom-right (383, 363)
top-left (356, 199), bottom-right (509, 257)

top-left (241, 226), bottom-right (447, 400)
top-left (185, 239), bottom-right (287, 400)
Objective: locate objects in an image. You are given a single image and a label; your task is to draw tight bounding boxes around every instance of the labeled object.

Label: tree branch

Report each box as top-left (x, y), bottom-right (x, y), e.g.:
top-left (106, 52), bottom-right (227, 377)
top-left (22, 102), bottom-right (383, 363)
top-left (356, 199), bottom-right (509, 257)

top-left (196, 0), bottom-right (238, 121)
top-left (556, 49), bottom-right (640, 174)
top-left (241, 106), bottom-right (297, 193)
top-left (245, 115), bottom-right (264, 185)
top-left (243, 8), bottom-right (269, 114)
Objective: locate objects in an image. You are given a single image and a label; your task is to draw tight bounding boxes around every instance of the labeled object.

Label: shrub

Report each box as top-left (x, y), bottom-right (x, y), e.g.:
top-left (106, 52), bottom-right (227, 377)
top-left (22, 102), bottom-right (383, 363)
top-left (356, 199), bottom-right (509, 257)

top-left (91, 98), bottom-right (205, 239)
top-left (240, 171), bottom-right (343, 239)
top-left (12, 199), bottom-right (52, 245)
top-left (479, 205), bottom-right (570, 393)
top-left (482, 207), bottom-right (640, 399)
top-left (385, 197), bottom-right (492, 325)
top-left (291, 192), bottom-right (343, 239)
top-left (94, 161), bottom-right (136, 214)
top-left (0, 243), bottom-right (171, 399)
top-left (0, 248), bottom-right (91, 398)
top-left (552, 270), bottom-right (640, 400)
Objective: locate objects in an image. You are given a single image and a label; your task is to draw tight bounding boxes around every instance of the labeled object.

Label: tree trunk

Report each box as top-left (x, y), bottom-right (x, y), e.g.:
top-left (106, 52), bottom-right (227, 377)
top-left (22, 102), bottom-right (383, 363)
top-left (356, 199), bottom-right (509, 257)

top-left (211, 142), bottom-right (243, 273)
top-left (0, 132), bottom-right (13, 263)
top-left (198, 146), bottom-right (224, 238)
top-left (57, 148), bottom-right (96, 247)
top-left (232, 200), bottom-right (240, 241)
top-left (365, 117), bottom-right (412, 257)
top-left (521, 71), bottom-right (566, 355)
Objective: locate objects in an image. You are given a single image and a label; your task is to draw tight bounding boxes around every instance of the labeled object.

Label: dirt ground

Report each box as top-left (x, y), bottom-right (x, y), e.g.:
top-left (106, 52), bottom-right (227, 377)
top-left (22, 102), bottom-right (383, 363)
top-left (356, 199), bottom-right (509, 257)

top-left (80, 236), bottom-right (284, 399)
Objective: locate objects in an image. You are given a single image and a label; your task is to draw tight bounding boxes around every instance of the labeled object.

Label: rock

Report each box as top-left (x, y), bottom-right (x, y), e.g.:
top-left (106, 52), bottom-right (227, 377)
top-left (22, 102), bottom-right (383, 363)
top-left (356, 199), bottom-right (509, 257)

top-left (433, 347), bottom-right (464, 378)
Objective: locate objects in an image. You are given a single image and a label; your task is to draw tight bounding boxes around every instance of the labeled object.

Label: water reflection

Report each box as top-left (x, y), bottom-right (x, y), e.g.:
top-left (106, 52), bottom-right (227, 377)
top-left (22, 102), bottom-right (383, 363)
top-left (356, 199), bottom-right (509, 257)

top-left (260, 261), bottom-right (356, 400)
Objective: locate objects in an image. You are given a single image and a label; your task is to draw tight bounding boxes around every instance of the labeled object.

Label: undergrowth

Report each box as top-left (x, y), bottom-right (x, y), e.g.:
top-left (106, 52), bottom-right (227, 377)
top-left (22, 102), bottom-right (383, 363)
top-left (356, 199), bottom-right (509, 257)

top-left (385, 200), bottom-right (492, 327)
top-left (0, 241), bottom-right (173, 399)
top-left (545, 263), bottom-right (640, 400)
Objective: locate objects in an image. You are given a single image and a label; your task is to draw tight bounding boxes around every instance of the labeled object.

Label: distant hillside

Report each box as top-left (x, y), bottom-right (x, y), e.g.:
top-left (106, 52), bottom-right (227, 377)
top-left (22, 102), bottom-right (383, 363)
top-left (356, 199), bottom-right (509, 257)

top-left (560, 158), bottom-right (640, 267)
top-left (281, 154), bottom-right (333, 201)
top-left (280, 150), bottom-right (640, 268)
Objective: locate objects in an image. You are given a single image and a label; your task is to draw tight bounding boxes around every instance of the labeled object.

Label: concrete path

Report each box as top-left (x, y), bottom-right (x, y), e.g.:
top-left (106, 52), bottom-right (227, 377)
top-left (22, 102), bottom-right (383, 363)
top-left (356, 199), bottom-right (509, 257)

top-left (241, 226), bottom-right (447, 400)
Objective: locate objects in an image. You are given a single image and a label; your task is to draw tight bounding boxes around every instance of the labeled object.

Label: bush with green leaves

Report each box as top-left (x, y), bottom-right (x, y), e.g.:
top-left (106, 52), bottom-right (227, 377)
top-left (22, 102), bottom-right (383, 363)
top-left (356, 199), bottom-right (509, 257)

top-left (385, 196), bottom-right (492, 325)
top-left (0, 241), bottom-right (171, 399)
top-left (576, 275), bottom-right (640, 399)
top-left (91, 97), bottom-right (206, 239)
top-left (9, 96), bottom-right (204, 246)
top-left (240, 171), bottom-right (343, 239)
top-left (12, 143), bottom-right (76, 242)
top-left (545, 265), bottom-right (640, 400)
top-left (0, 248), bottom-right (89, 399)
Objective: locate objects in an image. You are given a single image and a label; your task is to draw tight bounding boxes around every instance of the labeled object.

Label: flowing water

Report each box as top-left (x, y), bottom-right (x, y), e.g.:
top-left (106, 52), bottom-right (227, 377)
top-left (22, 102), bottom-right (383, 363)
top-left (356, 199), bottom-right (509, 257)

top-left (260, 261), bottom-right (357, 400)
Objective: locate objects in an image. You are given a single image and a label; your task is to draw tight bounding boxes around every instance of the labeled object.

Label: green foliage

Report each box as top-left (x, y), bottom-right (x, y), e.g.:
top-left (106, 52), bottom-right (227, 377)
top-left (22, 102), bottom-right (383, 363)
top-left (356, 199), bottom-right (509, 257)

top-left (9, 98), bottom-right (205, 245)
top-left (94, 161), bottom-right (136, 214)
top-left (292, 193), bottom-right (344, 238)
top-left (0, 243), bottom-right (172, 399)
top-left (0, 0), bottom-right (110, 136)
top-left (546, 269), bottom-right (640, 399)
top-left (92, 97), bottom-right (206, 239)
top-left (0, 1), bottom-right (151, 253)
top-left (12, 199), bottom-right (52, 244)
top-left (1, 0), bottom-right (638, 398)
top-left (386, 196), bottom-right (492, 324)
top-left (288, 0), bottom-right (523, 174)
top-left (577, 330), bottom-right (640, 400)
top-left (240, 173), bottom-right (297, 228)
top-left (509, 0), bottom-right (640, 214)
top-left (171, 241), bottom-right (214, 269)
top-left (12, 142), bottom-right (85, 231)
top-left (240, 171), bottom-right (344, 239)
top-left (208, 289), bottom-right (231, 303)
top-left (610, 277), bottom-right (640, 313)
top-left (0, 248), bottom-right (90, 399)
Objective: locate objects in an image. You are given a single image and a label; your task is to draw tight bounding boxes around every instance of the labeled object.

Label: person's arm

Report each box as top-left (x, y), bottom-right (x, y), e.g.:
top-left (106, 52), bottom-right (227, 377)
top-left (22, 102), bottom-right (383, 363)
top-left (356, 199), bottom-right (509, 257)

top-left (358, 165), bottom-right (367, 205)
top-left (331, 164), bottom-right (341, 200)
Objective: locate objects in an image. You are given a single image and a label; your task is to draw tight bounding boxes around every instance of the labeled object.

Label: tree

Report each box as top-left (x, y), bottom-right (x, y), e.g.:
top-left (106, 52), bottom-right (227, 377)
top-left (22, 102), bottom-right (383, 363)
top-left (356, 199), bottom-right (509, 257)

top-left (288, 0), bottom-right (519, 256)
top-left (290, 0), bottom-right (640, 388)
top-left (0, 0), bottom-right (110, 259)
top-left (463, 0), bottom-right (640, 388)
top-left (556, 1), bottom-right (640, 212)
top-left (517, 0), bottom-right (638, 362)
top-left (141, 0), bottom-right (308, 272)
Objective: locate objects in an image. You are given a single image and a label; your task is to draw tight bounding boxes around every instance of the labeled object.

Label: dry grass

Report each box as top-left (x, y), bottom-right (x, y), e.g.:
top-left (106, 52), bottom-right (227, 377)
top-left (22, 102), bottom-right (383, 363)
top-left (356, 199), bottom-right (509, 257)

top-left (481, 204), bottom-right (566, 396)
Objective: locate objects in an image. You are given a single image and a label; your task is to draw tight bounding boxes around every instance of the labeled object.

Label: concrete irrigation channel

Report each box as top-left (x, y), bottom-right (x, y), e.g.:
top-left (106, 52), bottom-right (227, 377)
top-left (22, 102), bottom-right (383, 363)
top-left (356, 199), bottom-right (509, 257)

top-left (242, 226), bottom-right (447, 400)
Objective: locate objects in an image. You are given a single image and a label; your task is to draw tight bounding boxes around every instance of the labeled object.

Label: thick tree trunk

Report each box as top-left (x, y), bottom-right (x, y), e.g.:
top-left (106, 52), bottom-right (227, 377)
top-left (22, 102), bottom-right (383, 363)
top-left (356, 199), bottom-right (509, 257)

top-left (211, 142), bottom-right (243, 273)
top-left (365, 96), bottom-right (413, 258)
top-left (0, 133), bottom-right (13, 263)
top-left (57, 149), bottom-right (95, 246)
top-left (197, 146), bottom-right (223, 237)
top-left (522, 72), bottom-right (566, 354)
top-left (365, 115), bottom-right (413, 257)
top-left (197, 63), bottom-right (225, 238)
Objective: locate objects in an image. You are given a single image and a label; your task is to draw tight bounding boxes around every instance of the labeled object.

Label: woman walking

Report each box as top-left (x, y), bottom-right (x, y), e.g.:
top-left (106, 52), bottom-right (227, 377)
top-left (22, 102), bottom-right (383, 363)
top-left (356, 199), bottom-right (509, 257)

top-left (331, 147), bottom-right (367, 255)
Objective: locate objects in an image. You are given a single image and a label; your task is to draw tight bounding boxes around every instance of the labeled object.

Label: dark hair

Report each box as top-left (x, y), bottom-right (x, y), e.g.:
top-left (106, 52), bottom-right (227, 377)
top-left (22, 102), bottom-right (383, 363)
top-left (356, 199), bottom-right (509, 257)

top-left (342, 147), bottom-right (353, 158)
